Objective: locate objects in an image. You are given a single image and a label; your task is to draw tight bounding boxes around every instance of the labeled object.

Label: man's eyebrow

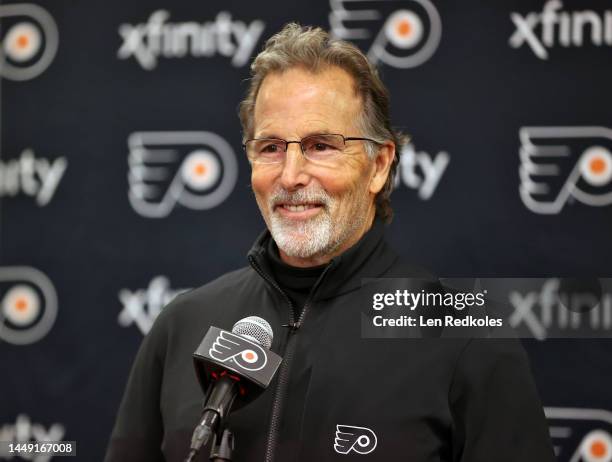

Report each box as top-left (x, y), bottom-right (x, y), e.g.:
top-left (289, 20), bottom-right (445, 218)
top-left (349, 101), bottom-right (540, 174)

top-left (301, 130), bottom-right (335, 137)
top-left (253, 130), bottom-right (337, 140)
top-left (254, 133), bottom-right (283, 139)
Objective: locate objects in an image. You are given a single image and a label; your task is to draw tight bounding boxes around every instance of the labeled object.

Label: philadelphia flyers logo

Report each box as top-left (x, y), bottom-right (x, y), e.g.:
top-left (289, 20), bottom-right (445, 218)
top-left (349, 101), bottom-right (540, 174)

top-left (334, 425), bottom-right (378, 455)
top-left (546, 407), bottom-right (612, 462)
top-left (209, 330), bottom-right (267, 371)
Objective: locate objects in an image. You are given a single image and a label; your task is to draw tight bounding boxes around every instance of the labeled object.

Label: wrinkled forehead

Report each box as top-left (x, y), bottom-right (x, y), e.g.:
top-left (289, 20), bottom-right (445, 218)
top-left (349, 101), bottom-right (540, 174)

top-left (253, 65), bottom-right (364, 136)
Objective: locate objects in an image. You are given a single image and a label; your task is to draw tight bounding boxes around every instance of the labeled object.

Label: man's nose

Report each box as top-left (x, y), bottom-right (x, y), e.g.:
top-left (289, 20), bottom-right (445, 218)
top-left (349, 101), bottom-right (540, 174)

top-left (279, 142), bottom-right (310, 190)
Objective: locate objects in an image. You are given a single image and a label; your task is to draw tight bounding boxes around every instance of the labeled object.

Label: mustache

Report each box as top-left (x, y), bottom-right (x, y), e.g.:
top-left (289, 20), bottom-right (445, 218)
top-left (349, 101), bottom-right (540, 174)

top-left (269, 188), bottom-right (331, 208)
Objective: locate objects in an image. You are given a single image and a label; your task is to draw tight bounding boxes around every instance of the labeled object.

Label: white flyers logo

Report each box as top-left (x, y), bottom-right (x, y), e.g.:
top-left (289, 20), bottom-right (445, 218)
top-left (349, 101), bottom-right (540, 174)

top-left (0, 414), bottom-right (65, 462)
top-left (329, 0), bottom-right (441, 68)
top-left (394, 142), bottom-right (449, 199)
top-left (546, 407), bottom-right (612, 462)
top-left (510, 1), bottom-right (612, 60)
top-left (0, 149), bottom-right (68, 206)
top-left (118, 276), bottom-right (190, 335)
top-left (128, 131), bottom-right (238, 218)
top-left (0, 4), bottom-right (58, 80)
top-left (209, 330), bottom-right (267, 372)
top-left (0, 267), bottom-right (58, 345)
top-left (117, 11), bottom-right (265, 70)
top-left (334, 425), bottom-right (377, 455)
top-left (519, 127), bottom-right (612, 214)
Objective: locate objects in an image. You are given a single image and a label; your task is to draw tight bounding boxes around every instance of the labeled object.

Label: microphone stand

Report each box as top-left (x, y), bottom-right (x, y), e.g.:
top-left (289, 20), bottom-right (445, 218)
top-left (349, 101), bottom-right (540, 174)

top-left (210, 427), bottom-right (234, 461)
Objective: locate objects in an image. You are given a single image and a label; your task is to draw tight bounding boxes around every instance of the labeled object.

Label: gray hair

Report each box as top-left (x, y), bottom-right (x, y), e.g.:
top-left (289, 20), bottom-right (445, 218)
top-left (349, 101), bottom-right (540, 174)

top-left (239, 23), bottom-right (407, 223)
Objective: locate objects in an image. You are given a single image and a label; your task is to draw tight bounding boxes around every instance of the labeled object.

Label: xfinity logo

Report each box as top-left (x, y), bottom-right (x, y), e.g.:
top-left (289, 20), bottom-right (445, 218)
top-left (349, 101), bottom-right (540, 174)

top-left (509, 279), bottom-right (612, 340)
top-left (0, 149), bottom-right (67, 206)
top-left (394, 143), bottom-right (449, 199)
top-left (117, 10), bottom-right (265, 70)
top-left (510, 0), bottom-right (612, 59)
top-left (118, 276), bottom-right (190, 335)
top-left (0, 414), bottom-right (65, 462)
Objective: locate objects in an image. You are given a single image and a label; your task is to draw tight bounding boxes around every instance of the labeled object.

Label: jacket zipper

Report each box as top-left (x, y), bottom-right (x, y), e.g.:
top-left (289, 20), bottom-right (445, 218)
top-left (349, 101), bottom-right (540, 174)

top-left (248, 255), bottom-right (333, 462)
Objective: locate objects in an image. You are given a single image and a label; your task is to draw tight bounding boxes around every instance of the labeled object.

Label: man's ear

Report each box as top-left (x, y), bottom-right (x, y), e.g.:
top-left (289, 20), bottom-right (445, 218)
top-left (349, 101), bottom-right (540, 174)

top-left (369, 141), bottom-right (395, 195)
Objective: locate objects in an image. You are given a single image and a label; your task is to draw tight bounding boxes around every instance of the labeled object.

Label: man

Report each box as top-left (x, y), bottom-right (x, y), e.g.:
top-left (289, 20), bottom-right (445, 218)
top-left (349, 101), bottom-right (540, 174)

top-left (105, 24), bottom-right (555, 461)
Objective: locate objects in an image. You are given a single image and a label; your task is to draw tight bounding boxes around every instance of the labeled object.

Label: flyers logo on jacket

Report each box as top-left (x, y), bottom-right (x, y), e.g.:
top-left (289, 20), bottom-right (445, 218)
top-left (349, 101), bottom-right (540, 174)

top-left (209, 330), bottom-right (268, 372)
top-left (0, 3), bottom-right (58, 81)
top-left (510, 1), bottom-right (612, 60)
top-left (545, 407), bottom-right (612, 462)
top-left (334, 425), bottom-right (377, 455)
top-left (329, 0), bottom-right (441, 68)
top-left (0, 266), bottom-right (57, 345)
top-left (519, 127), bottom-right (612, 214)
top-left (127, 131), bottom-right (238, 218)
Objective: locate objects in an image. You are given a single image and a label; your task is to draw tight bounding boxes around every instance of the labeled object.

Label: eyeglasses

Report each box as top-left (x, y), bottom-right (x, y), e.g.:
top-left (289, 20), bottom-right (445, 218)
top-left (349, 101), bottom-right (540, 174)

top-left (243, 133), bottom-right (380, 165)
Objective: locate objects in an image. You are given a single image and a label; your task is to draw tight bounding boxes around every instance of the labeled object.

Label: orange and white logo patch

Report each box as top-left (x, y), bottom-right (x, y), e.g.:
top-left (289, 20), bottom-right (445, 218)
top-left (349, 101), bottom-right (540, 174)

top-left (334, 425), bottom-right (378, 455)
top-left (0, 267), bottom-right (57, 345)
top-left (519, 127), bottom-right (612, 214)
top-left (209, 330), bottom-right (268, 372)
top-left (329, 0), bottom-right (441, 68)
top-left (0, 4), bottom-right (58, 81)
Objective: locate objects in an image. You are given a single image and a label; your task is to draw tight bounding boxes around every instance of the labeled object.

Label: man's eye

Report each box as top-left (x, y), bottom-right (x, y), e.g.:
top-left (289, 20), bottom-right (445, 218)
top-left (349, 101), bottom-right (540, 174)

top-left (261, 143), bottom-right (281, 153)
top-left (313, 143), bottom-right (332, 151)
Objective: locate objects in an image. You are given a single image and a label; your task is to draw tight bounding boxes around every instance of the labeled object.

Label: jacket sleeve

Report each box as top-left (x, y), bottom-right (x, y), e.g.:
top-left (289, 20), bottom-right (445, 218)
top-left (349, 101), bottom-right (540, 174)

top-left (449, 338), bottom-right (555, 462)
top-left (103, 314), bottom-right (168, 462)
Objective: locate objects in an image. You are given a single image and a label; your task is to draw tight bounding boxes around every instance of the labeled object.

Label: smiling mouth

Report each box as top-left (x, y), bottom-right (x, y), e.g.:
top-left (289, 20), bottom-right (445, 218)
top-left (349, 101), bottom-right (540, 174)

top-left (278, 203), bottom-right (320, 212)
top-left (274, 202), bottom-right (324, 218)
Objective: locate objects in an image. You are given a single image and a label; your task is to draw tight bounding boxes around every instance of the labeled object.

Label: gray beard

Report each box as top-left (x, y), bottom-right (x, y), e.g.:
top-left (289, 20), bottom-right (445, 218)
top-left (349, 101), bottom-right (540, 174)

top-left (267, 187), bottom-right (369, 259)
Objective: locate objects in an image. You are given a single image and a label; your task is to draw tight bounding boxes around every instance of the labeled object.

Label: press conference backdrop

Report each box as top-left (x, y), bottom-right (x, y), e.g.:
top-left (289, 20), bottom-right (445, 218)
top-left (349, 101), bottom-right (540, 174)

top-left (1, 0), bottom-right (612, 460)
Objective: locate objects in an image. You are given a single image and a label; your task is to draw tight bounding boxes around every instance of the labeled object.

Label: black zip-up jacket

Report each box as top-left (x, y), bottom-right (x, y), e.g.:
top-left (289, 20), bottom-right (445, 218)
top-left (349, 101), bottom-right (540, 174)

top-left (105, 221), bottom-right (555, 462)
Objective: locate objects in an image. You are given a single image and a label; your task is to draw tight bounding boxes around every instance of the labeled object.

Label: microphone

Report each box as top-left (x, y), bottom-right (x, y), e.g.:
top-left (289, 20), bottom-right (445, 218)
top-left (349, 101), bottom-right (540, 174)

top-left (185, 316), bottom-right (283, 462)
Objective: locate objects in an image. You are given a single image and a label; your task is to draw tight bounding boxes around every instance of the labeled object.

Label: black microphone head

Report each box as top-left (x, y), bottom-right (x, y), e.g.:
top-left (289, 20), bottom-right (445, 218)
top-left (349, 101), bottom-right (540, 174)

top-left (232, 316), bottom-right (273, 350)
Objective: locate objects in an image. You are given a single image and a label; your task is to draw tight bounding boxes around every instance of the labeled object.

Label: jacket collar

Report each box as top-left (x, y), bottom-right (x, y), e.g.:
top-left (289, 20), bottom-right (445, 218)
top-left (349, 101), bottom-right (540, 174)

top-left (247, 218), bottom-right (399, 301)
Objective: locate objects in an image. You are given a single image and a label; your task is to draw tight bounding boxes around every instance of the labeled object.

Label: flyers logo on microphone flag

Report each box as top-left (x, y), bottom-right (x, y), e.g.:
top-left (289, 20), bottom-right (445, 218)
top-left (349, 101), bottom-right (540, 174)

top-left (545, 407), bottom-right (612, 462)
top-left (127, 131), bottom-right (238, 218)
top-left (329, 0), bottom-right (441, 68)
top-left (519, 127), bottom-right (612, 214)
top-left (209, 330), bottom-right (268, 372)
top-left (334, 425), bottom-right (378, 455)
top-left (0, 266), bottom-right (58, 345)
top-left (0, 3), bottom-right (58, 81)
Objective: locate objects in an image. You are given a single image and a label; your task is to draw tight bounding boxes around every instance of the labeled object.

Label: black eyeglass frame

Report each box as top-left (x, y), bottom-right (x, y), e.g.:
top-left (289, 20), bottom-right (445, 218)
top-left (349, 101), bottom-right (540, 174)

top-left (242, 133), bottom-right (382, 160)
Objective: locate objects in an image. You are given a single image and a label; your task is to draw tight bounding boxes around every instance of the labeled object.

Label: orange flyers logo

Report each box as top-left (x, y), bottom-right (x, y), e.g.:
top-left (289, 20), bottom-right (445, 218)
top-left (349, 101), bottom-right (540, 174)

top-left (0, 266), bottom-right (57, 345)
top-left (0, 3), bottom-right (58, 80)
top-left (546, 407), bottom-right (612, 462)
top-left (519, 127), bottom-right (612, 214)
top-left (127, 131), bottom-right (238, 218)
top-left (329, 0), bottom-right (441, 68)
top-left (209, 330), bottom-right (267, 372)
